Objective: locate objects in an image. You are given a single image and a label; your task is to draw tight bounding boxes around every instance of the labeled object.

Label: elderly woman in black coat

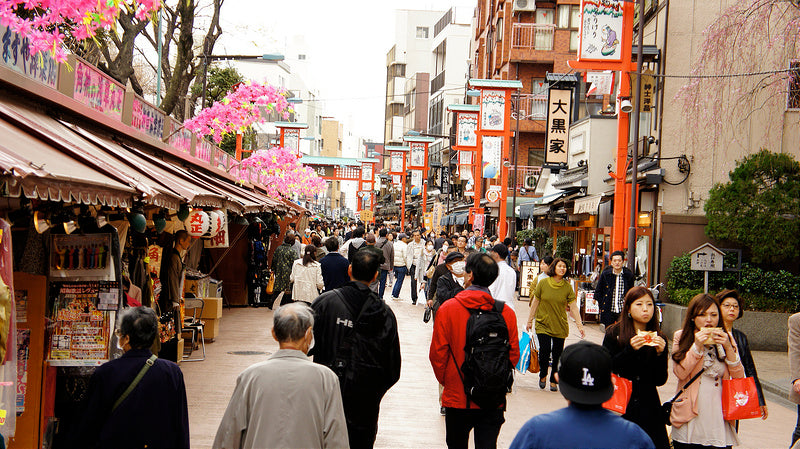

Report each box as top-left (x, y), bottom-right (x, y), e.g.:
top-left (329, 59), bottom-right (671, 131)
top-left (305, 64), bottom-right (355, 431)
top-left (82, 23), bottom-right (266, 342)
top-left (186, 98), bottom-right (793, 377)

top-left (69, 307), bottom-right (190, 448)
top-left (602, 286), bottom-right (670, 449)
top-left (430, 251), bottom-right (466, 317)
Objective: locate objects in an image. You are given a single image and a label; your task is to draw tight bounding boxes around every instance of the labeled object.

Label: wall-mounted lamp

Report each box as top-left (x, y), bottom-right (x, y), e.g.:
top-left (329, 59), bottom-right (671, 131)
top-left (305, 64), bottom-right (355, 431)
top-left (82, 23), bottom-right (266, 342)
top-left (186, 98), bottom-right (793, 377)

top-left (620, 98), bottom-right (634, 114)
top-left (33, 211), bottom-right (50, 234)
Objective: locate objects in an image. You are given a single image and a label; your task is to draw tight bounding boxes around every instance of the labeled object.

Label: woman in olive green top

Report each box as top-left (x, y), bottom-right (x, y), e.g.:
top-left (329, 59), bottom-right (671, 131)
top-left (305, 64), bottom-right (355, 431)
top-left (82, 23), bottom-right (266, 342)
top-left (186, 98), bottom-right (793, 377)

top-left (525, 258), bottom-right (585, 391)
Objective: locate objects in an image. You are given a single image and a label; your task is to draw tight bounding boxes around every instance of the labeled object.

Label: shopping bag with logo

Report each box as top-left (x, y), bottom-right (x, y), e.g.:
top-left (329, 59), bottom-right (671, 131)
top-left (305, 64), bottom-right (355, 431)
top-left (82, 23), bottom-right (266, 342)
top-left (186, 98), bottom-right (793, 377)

top-left (515, 331), bottom-right (532, 373)
top-left (602, 374), bottom-right (633, 414)
top-left (722, 377), bottom-right (760, 420)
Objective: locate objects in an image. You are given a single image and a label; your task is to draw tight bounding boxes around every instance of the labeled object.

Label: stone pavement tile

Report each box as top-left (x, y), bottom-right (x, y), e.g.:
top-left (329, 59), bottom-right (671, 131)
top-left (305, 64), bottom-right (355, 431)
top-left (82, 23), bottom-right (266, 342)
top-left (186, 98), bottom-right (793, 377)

top-left (181, 278), bottom-right (796, 449)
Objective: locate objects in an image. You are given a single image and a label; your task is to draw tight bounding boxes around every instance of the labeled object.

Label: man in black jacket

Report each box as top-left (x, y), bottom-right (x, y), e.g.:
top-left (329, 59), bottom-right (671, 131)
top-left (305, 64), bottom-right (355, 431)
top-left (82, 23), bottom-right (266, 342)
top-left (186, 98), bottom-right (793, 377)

top-left (594, 250), bottom-right (635, 329)
top-left (319, 237), bottom-right (350, 292)
top-left (310, 250), bottom-right (401, 449)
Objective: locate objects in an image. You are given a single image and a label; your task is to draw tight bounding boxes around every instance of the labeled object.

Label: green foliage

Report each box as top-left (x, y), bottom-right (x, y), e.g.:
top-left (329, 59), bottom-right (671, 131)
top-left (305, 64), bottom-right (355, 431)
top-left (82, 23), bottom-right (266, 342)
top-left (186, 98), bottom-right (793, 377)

top-left (704, 149), bottom-right (800, 264)
top-left (666, 253), bottom-right (800, 312)
top-left (544, 235), bottom-right (574, 261)
top-left (670, 288), bottom-right (704, 306)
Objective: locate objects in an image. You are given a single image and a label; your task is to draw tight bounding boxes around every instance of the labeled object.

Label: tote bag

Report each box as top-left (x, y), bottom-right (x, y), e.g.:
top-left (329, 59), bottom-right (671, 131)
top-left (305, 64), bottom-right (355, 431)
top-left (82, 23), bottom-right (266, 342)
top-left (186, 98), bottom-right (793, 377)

top-left (515, 331), bottom-right (533, 373)
top-left (722, 377), bottom-right (761, 420)
top-left (602, 374), bottom-right (633, 414)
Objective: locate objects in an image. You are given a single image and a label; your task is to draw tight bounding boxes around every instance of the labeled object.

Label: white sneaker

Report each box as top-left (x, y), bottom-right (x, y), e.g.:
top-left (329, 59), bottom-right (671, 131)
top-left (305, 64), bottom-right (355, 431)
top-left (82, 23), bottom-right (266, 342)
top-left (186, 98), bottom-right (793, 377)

top-left (599, 323), bottom-right (605, 333)
top-left (391, 297), bottom-right (400, 301)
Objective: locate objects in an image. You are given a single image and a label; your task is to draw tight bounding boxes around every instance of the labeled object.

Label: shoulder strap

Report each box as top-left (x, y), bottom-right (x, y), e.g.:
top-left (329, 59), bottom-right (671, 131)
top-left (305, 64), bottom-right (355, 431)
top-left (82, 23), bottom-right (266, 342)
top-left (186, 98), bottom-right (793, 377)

top-left (113, 354), bottom-right (158, 412)
top-left (668, 367), bottom-right (706, 403)
top-left (492, 300), bottom-right (505, 314)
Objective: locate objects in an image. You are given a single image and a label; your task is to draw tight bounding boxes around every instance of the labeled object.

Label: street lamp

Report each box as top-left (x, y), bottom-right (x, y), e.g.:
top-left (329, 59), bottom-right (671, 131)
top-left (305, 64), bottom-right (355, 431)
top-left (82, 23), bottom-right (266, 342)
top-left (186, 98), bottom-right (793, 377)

top-left (201, 53), bottom-right (285, 109)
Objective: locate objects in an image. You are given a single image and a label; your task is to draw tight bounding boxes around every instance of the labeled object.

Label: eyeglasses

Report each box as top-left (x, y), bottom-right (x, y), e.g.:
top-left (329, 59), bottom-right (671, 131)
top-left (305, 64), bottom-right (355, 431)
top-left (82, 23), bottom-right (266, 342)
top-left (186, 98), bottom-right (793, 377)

top-left (721, 303), bottom-right (739, 310)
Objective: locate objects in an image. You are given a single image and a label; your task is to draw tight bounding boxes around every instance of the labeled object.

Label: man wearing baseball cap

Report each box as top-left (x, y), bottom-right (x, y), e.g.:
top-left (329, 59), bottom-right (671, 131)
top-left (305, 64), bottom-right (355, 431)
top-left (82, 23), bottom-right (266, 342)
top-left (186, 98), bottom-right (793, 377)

top-left (510, 342), bottom-right (654, 449)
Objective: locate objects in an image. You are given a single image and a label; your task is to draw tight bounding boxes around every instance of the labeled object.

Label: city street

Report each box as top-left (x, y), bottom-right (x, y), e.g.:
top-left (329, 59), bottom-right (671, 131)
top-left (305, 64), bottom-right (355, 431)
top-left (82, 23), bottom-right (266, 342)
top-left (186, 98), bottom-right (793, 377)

top-left (182, 280), bottom-right (795, 449)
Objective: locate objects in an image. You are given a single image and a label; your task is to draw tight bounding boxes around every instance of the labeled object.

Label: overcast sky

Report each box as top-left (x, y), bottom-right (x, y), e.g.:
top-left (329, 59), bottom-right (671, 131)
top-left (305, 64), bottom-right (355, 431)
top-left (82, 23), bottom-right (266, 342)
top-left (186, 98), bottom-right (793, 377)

top-left (214, 0), bottom-right (477, 142)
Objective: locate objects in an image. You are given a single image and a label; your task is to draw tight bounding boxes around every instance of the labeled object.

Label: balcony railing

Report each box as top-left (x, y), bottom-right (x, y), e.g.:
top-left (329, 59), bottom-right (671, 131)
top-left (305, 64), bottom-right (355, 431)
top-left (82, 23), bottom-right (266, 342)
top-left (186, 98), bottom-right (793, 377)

top-left (514, 94), bottom-right (548, 121)
top-left (430, 71), bottom-right (446, 94)
top-left (508, 165), bottom-right (543, 191)
top-left (511, 23), bottom-right (555, 51)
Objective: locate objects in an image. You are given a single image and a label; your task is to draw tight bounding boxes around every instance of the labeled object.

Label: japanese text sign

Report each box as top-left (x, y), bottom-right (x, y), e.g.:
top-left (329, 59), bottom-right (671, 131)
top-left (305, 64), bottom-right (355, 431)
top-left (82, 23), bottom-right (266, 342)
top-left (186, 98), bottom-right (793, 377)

top-left (284, 128), bottom-right (300, 155)
top-left (457, 112), bottom-right (478, 147)
top-left (1, 25), bottom-right (59, 88)
top-left (481, 90), bottom-right (506, 131)
top-left (74, 59), bottom-right (124, 120)
top-left (690, 243), bottom-right (724, 272)
top-left (545, 89), bottom-right (572, 166)
top-left (409, 143), bottom-right (426, 168)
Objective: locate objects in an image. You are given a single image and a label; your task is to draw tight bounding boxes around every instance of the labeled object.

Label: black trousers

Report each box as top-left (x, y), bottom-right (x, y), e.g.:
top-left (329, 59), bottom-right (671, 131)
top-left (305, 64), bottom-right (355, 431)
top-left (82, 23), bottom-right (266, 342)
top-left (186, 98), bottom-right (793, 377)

top-left (600, 308), bottom-right (620, 327)
top-left (537, 333), bottom-right (565, 383)
top-left (444, 408), bottom-right (505, 449)
top-left (409, 264), bottom-right (418, 303)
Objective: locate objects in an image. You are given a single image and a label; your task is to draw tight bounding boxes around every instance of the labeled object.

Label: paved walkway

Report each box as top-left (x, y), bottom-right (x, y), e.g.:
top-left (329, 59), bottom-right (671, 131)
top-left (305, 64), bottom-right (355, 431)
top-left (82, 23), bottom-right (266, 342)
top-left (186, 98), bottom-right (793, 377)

top-left (181, 279), bottom-right (797, 449)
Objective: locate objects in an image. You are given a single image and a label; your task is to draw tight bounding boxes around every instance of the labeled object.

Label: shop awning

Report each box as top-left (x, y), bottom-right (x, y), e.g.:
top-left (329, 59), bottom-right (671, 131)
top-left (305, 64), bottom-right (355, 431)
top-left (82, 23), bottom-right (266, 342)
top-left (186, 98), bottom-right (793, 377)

top-left (455, 213), bottom-right (469, 225)
top-left (0, 115), bottom-right (135, 207)
top-left (573, 194), bottom-right (602, 215)
top-left (188, 169), bottom-right (281, 214)
top-left (510, 198), bottom-right (540, 219)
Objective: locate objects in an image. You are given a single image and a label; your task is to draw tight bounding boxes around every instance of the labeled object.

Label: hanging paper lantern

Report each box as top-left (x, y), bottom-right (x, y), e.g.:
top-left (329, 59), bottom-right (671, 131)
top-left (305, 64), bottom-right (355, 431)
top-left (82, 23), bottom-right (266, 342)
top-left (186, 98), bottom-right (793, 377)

top-left (129, 213), bottom-right (147, 233)
top-left (208, 210), bottom-right (225, 237)
top-left (154, 216), bottom-right (167, 233)
top-left (184, 211), bottom-right (210, 237)
top-left (177, 205), bottom-right (190, 222)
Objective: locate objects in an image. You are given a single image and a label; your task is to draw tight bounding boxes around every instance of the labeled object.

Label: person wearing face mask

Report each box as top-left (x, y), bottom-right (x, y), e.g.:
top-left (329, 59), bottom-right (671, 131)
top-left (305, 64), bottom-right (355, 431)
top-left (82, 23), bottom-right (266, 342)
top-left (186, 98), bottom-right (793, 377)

top-left (428, 245), bottom-right (457, 306)
top-left (430, 251), bottom-right (466, 317)
top-left (69, 307), bottom-right (189, 449)
top-left (213, 303), bottom-right (348, 449)
top-left (420, 239), bottom-right (436, 296)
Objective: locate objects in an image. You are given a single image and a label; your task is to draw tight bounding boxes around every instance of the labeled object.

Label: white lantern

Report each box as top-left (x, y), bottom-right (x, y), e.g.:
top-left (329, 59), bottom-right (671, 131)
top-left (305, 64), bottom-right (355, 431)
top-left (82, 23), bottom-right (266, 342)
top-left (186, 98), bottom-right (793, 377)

top-left (184, 210), bottom-right (210, 237)
top-left (208, 210), bottom-right (225, 237)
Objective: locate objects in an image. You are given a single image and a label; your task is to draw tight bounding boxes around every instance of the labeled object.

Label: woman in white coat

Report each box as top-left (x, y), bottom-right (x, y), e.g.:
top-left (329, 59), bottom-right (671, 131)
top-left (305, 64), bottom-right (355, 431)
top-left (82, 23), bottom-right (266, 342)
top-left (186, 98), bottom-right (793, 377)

top-left (290, 245), bottom-right (324, 304)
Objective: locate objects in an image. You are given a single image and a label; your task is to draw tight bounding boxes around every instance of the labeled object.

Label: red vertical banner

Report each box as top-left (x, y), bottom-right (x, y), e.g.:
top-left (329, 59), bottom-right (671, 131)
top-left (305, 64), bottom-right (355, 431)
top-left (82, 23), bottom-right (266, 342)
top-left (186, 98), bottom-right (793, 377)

top-left (403, 136), bottom-right (433, 226)
top-left (387, 146), bottom-right (409, 229)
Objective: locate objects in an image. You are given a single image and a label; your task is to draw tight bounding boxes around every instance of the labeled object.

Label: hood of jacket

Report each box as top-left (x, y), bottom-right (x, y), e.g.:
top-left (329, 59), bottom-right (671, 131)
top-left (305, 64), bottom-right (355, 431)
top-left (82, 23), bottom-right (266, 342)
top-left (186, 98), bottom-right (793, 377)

top-left (454, 286), bottom-right (495, 310)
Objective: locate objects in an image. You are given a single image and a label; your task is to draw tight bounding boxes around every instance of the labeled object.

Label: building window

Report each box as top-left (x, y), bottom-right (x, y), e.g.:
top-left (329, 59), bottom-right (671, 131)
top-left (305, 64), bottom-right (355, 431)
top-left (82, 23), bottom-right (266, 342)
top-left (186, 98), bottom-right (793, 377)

top-left (298, 54), bottom-right (306, 60)
top-left (536, 9), bottom-right (555, 25)
top-left (789, 60), bottom-right (800, 109)
top-left (416, 26), bottom-right (429, 38)
top-left (557, 5), bottom-right (580, 51)
top-left (496, 17), bottom-right (503, 42)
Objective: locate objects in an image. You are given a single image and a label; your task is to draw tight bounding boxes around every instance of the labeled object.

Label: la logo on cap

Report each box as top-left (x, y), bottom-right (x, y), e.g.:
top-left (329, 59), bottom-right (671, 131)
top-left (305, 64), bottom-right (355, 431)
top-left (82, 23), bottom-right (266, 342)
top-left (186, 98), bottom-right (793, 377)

top-left (581, 368), bottom-right (594, 387)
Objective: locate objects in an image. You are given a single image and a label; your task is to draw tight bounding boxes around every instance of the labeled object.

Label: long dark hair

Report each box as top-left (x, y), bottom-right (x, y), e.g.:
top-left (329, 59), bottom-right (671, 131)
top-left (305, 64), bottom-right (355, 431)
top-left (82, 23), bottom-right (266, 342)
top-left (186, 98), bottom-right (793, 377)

top-left (302, 245), bottom-right (316, 266)
top-left (608, 286), bottom-right (663, 345)
top-left (672, 293), bottom-right (722, 363)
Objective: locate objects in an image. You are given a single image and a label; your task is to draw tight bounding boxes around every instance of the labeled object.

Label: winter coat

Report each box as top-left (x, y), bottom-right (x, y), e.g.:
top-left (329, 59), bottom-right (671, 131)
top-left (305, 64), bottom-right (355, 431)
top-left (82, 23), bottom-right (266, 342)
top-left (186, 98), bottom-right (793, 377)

top-left (376, 237), bottom-right (394, 271)
top-left (433, 271), bottom-right (464, 317)
top-left (393, 240), bottom-right (408, 268)
top-left (603, 326), bottom-right (670, 449)
top-left (290, 259), bottom-right (324, 303)
top-left (429, 286), bottom-right (520, 409)
top-left (594, 266), bottom-right (635, 313)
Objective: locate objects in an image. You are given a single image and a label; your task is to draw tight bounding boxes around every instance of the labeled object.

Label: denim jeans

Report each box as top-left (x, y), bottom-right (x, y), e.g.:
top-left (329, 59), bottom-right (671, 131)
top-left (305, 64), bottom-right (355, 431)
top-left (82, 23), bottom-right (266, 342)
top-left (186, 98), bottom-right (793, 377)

top-left (378, 269), bottom-right (389, 299)
top-left (391, 266), bottom-right (407, 298)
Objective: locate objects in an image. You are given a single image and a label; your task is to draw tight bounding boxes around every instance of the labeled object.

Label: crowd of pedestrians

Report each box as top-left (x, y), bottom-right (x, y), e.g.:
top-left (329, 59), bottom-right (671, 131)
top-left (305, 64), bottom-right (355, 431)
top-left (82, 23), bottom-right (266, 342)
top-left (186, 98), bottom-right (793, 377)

top-left (73, 219), bottom-right (787, 449)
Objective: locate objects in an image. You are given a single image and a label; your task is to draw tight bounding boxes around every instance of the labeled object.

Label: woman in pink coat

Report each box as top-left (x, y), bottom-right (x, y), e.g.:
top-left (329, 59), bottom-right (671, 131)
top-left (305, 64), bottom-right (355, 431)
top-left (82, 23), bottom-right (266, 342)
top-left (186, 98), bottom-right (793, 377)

top-left (670, 293), bottom-right (744, 449)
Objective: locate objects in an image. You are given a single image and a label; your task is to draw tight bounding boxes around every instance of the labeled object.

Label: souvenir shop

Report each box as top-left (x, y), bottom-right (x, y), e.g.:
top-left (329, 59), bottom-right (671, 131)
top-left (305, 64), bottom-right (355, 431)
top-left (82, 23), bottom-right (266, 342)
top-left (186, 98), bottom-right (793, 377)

top-left (0, 49), bottom-right (306, 448)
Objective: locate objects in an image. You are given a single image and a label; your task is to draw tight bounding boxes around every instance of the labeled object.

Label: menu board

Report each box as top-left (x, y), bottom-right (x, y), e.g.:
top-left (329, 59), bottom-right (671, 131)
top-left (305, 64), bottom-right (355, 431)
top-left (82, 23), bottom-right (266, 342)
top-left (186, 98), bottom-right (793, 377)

top-left (47, 281), bottom-right (116, 364)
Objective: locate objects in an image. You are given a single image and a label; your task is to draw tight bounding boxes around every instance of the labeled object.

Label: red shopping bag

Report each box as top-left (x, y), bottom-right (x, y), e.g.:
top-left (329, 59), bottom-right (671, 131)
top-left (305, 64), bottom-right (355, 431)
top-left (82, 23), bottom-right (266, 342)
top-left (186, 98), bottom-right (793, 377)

top-left (602, 374), bottom-right (633, 414)
top-left (722, 377), bottom-right (761, 420)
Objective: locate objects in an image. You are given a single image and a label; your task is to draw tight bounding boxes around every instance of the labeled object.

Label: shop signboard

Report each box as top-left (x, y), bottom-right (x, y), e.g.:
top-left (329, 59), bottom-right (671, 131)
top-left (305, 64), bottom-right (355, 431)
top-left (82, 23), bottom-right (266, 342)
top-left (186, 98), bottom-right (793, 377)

top-left (432, 201), bottom-right (444, 233)
top-left (409, 143), bottom-right (426, 168)
top-left (284, 128), bottom-right (300, 155)
top-left (359, 209), bottom-right (374, 222)
top-left (131, 97), bottom-right (165, 140)
top-left (47, 281), bottom-right (116, 364)
top-left (390, 153), bottom-right (404, 174)
top-left (73, 59), bottom-right (124, 120)
top-left (486, 185), bottom-right (501, 203)
top-left (361, 163), bottom-right (373, 181)
top-left (457, 112), bottom-right (478, 147)
top-left (440, 166), bottom-right (450, 194)
top-left (519, 262), bottom-right (540, 297)
top-left (0, 24), bottom-right (59, 88)
top-left (480, 90), bottom-right (506, 131)
top-left (473, 212), bottom-right (485, 234)
top-left (410, 170), bottom-right (423, 193)
top-left (585, 291), bottom-right (600, 314)
top-left (205, 220), bottom-right (230, 248)
top-left (579, 0), bottom-right (625, 62)
top-left (482, 136), bottom-right (502, 179)
top-left (585, 71), bottom-right (614, 96)
top-left (545, 89), bottom-right (572, 166)
top-left (640, 69), bottom-right (655, 112)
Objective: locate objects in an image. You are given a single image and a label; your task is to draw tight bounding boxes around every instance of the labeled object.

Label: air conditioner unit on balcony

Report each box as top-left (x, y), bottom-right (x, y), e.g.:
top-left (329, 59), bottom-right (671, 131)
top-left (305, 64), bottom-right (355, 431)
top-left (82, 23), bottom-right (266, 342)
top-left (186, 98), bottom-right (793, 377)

top-left (524, 174), bottom-right (538, 190)
top-left (513, 0), bottom-right (536, 12)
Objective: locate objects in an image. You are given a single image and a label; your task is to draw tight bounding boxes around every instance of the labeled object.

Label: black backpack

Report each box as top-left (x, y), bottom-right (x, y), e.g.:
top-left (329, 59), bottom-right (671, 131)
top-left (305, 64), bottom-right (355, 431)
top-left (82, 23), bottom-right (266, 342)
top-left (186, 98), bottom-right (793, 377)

top-left (456, 301), bottom-right (514, 409)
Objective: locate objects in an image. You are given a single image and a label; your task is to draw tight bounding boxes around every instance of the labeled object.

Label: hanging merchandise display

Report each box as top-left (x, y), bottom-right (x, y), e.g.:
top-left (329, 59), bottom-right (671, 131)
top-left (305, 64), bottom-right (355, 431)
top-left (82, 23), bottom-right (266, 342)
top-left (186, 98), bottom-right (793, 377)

top-left (184, 210), bottom-right (210, 237)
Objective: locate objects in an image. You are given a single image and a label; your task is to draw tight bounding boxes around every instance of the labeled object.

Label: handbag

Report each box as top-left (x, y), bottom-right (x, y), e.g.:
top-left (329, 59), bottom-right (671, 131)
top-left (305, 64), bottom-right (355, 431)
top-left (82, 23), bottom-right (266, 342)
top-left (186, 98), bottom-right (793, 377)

top-left (423, 306), bottom-right (432, 323)
top-left (527, 347), bottom-right (540, 374)
top-left (722, 377), bottom-right (761, 420)
top-left (264, 272), bottom-right (275, 295)
top-left (425, 251), bottom-right (439, 278)
top-left (516, 332), bottom-right (533, 373)
top-left (602, 374), bottom-right (633, 414)
top-left (662, 368), bottom-right (705, 426)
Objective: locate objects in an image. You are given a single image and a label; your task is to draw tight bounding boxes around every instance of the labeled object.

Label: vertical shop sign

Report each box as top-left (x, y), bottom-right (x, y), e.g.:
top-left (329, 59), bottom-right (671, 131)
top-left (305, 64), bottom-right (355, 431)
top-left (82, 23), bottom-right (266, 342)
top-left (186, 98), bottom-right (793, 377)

top-left (390, 153), bottom-right (404, 173)
top-left (482, 136), bottom-right (502, 179)
top-left (457, 113), bottom-right (478, 146)
top-left (640, 69), bottom-right (655, 112)
top-left (284, 128), bottom-right (300, 155)
top-left (545, 89), bottom-right (572, 166)
top-left (16, 329), bottom-right (30, 414)
top-left (579, 0), bottom-right (625, 62)
top-left (440, 166), bottom-right (451, 194)
top-left (409, 143), bottom-right (426, 167)
top-left (481, 90), bottom-right (506, 131)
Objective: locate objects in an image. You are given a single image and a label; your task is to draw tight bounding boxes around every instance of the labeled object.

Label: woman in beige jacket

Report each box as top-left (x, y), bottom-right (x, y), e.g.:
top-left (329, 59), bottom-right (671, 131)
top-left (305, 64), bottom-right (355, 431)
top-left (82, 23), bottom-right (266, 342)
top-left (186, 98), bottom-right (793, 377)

top-left (670, 293), bottom-right (744, 449)
top-left (290, 246), bottom-right (324, 304)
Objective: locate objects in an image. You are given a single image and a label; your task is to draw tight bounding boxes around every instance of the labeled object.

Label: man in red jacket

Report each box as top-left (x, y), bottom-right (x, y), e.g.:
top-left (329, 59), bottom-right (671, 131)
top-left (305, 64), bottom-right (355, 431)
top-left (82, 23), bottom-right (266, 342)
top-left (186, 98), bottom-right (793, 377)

top-left (429, 252), bottom-right (520, 449)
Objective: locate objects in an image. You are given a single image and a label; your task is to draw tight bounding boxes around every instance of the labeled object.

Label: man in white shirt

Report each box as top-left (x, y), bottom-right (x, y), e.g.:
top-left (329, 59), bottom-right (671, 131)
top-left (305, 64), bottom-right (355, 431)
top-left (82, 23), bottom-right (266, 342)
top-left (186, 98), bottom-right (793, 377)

top-left (390, 233), bottom-right (409, 301)
top-left (213, 303), bottom-right (348, 449)
top-left (405, 230), bottom-right (426, 305)
top-left (488, 243), bottom-right (517, 312)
